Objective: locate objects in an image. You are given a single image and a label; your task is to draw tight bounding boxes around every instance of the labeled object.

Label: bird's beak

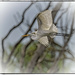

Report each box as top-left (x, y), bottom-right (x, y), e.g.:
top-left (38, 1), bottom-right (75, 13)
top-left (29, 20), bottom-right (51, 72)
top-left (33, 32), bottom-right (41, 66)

top-left (22, 34), bottom-right (29, 37)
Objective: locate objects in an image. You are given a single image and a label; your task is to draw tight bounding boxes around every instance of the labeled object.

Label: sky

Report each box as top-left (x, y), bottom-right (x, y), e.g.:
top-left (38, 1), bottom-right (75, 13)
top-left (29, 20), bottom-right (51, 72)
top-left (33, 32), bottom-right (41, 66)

top-left (0, 2), bottom-right (49, 72)
top-left (0, 2), bottom-right (75, 73)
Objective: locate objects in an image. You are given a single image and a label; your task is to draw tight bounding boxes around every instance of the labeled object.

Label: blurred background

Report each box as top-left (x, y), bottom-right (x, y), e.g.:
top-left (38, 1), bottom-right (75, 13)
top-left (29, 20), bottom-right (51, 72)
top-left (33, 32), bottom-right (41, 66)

top-left (0, 1), bottom-right (75, 73)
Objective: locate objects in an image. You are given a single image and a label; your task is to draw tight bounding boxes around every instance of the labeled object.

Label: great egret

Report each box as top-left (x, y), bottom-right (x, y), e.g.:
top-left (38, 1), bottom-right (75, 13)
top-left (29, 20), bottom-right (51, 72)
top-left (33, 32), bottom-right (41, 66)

top-left (23, 10), bottom-right (58, 46)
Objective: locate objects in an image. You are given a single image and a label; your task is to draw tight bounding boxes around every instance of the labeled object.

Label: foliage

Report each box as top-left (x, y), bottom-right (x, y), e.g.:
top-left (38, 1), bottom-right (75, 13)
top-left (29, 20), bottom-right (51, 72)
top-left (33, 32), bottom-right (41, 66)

top-left (6, 41), bottom-right (65, 73)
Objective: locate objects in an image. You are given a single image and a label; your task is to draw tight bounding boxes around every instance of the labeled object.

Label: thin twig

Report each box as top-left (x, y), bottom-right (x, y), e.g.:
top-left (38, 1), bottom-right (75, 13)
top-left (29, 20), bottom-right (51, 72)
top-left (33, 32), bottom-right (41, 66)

top-left (6, 16), bottom-right (37, 64)
top-left (25, 2), bottom-right (52, 73)
top-left (20, 39), bottom-right (33, 70)
top-left (4, 3), bottom-right (34, 64)
top-left (47, 11), bottom-right (75, 73)
top-left (52, 2), bottom-right (63, 23)
top-left (56, 3), bottom-right (70, 23)
top-left (25, 44), bottom-right (46, 73)
top-left (2, 3), bottom-right (33, 62)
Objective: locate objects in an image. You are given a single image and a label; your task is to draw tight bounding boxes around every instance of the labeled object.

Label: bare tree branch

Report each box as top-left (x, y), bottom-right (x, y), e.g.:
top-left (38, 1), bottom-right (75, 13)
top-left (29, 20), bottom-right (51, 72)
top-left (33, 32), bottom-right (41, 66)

top-left (6, 15), bottom-right (38, 64)
top-left (52, 2), bottom-right (63, 23)
top-left (13, 14), bottom-right (25, 34)
top-left (47, 11), bottom-right (75, 73)
top-left (25, 44), bottom-right (46, 73)
top-left (56, 3), bottom-right (70, 23)
top-left (3, 3), bottom-right (34, 64)
top-left (1, 2), bottom-right (75, 73)
top-left (20, 39), bottom-right (33, 72)
top-left (25, 2), bottom-right (53, 73)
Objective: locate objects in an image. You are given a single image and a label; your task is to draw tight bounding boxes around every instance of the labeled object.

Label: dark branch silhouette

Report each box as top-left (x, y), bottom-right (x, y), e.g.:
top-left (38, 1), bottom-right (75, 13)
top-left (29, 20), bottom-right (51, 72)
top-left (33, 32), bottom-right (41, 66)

top-left (2, 3), bottom-right (33, 64)
top-left (1, 2), bottom-right (75, 73)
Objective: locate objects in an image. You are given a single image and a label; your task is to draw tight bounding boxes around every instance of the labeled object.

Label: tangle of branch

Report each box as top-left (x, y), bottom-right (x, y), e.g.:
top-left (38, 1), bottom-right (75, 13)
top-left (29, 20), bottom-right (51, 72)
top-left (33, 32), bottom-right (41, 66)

top-left (3, 3), bottom-right (34, 64)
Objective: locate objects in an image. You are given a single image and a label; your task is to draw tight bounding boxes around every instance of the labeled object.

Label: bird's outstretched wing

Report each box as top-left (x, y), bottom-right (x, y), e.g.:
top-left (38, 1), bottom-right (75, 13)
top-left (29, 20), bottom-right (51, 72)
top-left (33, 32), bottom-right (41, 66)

top-left (49, 24), bottom-right (58, 38)
top-left (38, 36), bottom-right (49, 46)
top-left (37, 10), bottom-right (53, 30)
top-left (37, 10), bottom-right (58, 46)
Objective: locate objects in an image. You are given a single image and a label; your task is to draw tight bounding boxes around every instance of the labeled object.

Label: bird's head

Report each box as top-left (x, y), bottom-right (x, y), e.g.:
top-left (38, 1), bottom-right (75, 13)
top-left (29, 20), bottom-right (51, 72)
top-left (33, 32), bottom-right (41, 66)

top-left (22, 30), bottom-right (39, 40)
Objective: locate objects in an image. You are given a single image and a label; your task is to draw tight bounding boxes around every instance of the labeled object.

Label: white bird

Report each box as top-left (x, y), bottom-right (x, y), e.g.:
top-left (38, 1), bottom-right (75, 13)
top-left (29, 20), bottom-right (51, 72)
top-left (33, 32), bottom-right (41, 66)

top-left (23, 10), bottom-right (58, 46)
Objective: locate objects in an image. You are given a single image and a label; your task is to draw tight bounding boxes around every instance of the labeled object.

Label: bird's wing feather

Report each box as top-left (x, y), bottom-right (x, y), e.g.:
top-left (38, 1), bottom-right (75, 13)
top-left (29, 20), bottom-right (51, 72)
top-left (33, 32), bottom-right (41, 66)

top-left (49, 24), bottom-right (58, 38)
top-left (49, 24), bottom-right (58, 33)
top-left (38, 36), bottom-right (49, 46)
top-left (36, 10), bottom-right (58, 46)
top-left (37, 10), bottom-right (53, 30)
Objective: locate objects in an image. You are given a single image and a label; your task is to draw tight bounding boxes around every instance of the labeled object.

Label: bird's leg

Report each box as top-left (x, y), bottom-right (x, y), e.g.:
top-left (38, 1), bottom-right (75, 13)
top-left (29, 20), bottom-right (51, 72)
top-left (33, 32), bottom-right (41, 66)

top-left (50, 33), bottom-right (70, 36)
top-left (49, 32), bottom-right (70, 37)
top-left (56, 33), bottom-right (69, 36)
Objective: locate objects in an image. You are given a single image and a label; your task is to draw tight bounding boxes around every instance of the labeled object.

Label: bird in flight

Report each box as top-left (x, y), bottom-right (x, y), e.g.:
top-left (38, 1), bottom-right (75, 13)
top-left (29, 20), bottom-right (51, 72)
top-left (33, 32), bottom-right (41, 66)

top-left (22, 10), bottom-right (63, 46)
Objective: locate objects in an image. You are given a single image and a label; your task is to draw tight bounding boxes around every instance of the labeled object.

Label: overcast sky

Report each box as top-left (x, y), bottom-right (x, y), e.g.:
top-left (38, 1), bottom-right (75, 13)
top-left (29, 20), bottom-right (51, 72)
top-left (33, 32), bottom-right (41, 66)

top-left (0, 2), bottom-right (75, 55)
top-left (0, 2), bottom-right (75, 72)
